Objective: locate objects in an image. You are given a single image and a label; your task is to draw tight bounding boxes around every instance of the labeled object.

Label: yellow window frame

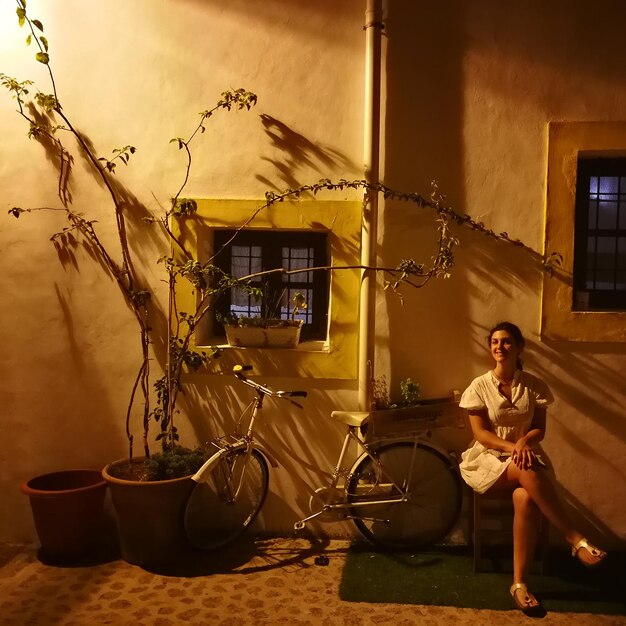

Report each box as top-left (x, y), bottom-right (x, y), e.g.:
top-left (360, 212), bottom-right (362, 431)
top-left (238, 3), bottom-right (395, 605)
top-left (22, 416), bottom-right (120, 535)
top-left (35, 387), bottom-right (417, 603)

top-left (542, 121), bottom-right (626, 342)
top-left (173, 199), bottom-right (363, 378)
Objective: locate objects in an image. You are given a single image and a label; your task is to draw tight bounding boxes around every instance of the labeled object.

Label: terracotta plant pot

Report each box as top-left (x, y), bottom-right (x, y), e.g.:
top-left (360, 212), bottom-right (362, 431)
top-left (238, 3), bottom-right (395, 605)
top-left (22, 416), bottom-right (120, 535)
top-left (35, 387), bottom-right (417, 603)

top-left (102, 458), bottom-right (195, 567)
top-left (21, 469), bottom-right (108, 560)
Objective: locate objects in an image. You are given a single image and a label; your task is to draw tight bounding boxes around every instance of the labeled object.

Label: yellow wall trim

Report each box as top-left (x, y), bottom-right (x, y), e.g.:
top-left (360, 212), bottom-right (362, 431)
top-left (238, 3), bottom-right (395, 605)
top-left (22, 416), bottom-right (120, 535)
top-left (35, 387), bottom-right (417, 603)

top-left (542, 122), bottom-right (626, 342)
top-left (174, 199), bottom-right (362, 378)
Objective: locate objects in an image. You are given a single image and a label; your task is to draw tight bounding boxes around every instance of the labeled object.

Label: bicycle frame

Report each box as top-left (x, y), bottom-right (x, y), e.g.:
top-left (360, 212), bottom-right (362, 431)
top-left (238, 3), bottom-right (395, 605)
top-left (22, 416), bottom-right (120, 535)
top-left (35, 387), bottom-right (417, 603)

top-left (190, 365), bottom-right (460, 543)
top-left (294, 423), bottom-right (424, 529)
top-left (191, 374), bottom-right (284, 490)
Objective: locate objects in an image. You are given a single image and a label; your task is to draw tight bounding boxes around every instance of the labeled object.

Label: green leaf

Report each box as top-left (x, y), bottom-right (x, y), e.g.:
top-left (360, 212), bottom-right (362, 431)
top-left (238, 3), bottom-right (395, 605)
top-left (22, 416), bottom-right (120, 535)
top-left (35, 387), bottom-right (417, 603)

top-left (16, 7), bottom-right (25, 27)
top-left (35, 52), bottom-right (49, 65)
top-left (25, 34), bottom-right (31, 46)
top-left (169, 137), bottom-right (185, 150)
top-left (40, 36), bottom-right (48, 51)
top-left (32, 19), bottom-right (44, 32)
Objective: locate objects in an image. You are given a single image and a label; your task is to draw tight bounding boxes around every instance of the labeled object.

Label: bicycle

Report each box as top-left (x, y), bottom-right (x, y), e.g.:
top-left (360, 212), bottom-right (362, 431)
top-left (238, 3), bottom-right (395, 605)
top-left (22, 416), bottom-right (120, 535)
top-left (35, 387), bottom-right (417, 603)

top-left (184, 365), bottom-right (463, 551)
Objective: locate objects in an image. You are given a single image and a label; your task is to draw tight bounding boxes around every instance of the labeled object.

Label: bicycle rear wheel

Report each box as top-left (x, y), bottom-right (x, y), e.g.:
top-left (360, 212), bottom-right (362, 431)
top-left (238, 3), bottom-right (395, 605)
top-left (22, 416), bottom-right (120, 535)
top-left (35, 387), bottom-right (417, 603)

top-left (184, 448), bottom-right (269, 550)
top-left (346, 442), bottom-right (462, 550)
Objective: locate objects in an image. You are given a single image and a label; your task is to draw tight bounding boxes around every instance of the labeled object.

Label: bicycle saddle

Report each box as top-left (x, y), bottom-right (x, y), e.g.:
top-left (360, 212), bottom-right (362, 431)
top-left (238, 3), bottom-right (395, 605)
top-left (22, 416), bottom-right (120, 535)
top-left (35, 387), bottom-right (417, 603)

top-left (330, 411), bottom-right (371, 428)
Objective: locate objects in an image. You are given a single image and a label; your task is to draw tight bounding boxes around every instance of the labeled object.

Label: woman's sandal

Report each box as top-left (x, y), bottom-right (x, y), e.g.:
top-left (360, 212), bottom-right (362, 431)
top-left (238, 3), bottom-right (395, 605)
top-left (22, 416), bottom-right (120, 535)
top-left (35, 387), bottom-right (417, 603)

top-left (571, 538), bottom-right (607, 567)
top-left (510, 583), bottom-right (545, 617)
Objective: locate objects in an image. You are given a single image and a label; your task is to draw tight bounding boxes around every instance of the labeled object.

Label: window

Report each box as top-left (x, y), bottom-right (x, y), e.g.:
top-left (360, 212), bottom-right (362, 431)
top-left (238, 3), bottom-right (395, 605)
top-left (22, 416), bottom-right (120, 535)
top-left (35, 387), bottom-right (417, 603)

top-left (173, 198), bottom-right (361, 377)
top-left (213, 230), bottom-right (329, 340)
top-left (573, 159), bottom-right (626, 311)
top-left (542, 121), bottom-right (626, 342)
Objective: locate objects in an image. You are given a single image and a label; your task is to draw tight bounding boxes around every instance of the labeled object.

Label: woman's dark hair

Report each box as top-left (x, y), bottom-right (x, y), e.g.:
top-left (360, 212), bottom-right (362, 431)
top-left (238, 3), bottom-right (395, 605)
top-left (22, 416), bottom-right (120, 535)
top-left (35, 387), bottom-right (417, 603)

top-left (488, 321), bottom-right (525, 370)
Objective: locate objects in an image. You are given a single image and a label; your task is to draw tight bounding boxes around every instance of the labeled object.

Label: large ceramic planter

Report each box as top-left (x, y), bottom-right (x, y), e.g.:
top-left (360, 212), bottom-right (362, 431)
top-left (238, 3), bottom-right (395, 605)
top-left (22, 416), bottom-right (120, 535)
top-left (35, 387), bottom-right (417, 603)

top-left (102, 458), bottom-right (195, 567)
top-left (21, 469), bottom-right (108, 560)
top-left (224, 320), bottom-right (302, 348)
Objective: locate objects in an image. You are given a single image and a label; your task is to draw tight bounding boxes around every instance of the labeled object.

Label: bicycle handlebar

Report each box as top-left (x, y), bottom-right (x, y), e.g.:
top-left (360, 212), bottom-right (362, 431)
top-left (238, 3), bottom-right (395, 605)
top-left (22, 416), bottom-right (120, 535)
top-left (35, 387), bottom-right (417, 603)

top-left (232, 365), bottom-right (308, 402)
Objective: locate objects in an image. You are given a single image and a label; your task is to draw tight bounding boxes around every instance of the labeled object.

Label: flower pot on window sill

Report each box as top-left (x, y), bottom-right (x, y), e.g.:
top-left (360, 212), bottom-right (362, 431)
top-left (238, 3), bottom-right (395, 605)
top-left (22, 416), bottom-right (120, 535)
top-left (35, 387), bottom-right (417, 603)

top-left (224, 319), bottom-right (303, 348)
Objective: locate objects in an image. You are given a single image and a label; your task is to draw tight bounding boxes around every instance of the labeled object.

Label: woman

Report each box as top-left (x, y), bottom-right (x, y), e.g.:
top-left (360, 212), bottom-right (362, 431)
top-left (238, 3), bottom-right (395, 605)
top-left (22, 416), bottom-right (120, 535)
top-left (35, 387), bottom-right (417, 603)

top-left (459, 321), bottom-right (606, 614)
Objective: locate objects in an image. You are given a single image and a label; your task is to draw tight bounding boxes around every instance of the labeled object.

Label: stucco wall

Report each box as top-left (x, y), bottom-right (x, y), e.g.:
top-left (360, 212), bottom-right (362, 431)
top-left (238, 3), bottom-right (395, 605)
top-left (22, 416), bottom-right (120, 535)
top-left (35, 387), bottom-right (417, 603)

top-left (377, 0), bottom-right (626, 547)
top-left (1, 0), bottom-right (625, 549)
top-left (0, 0), bottom-right (366, 545)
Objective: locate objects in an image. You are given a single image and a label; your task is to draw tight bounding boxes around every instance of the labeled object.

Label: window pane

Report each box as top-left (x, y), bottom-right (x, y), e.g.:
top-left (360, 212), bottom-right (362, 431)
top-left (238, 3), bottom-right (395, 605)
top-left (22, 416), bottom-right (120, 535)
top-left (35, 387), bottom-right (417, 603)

top-left (595, 270), bottom-right (614, 290)
top-left (599, 176), bottom-right (618, 195)
top-left (231, 245), bottom-right (262, 277)
top-left (282, 246), bottom-right (313, 283)
top-left (589, 176), bottom-right (599, 196)
top-left (230, 289), bottom-right (261, 316)
top-left (596, 237), bottom-right (616, 270)
top-left (618, 237), bottom-right (626, 272)
top-left (587, 236), bottom-right (596, 253)
top-left (587, 200), bottom-right (597, 229)
top-left (597, 201), bottom-right (618, 229)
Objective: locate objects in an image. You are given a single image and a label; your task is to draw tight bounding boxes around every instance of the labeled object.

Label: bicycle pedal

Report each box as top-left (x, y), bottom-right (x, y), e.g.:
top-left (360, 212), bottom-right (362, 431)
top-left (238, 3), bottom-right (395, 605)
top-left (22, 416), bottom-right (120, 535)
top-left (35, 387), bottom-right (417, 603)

top-left (314, 555), bottom-right (329, 566)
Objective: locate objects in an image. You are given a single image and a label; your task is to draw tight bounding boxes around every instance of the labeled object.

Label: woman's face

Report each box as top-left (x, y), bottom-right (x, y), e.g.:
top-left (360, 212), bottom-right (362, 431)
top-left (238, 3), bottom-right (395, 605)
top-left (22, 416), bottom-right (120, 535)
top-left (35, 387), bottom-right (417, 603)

top-left (490, 330), bottom-right (521, 367)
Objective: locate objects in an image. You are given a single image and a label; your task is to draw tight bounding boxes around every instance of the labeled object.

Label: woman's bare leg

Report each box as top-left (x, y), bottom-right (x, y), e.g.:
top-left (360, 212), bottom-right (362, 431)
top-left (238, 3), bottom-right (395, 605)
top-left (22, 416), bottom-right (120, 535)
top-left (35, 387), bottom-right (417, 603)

top-left (486, 481), bottom-right (541, 609)
top-left (512, 487), bottom-right (540, 587)
top-left (503, 463), bottom-right (603, 566)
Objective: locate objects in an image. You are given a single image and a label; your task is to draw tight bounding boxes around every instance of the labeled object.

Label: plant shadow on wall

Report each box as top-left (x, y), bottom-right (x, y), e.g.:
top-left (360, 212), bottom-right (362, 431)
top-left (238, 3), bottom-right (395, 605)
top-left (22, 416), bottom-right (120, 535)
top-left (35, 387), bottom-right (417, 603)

top-left (2, 2), bottom-right (562, 484)
top-left (530, 339), bottom-right (626, 445)
top-left (531, 338), bottom-right (626, 549)
top-left (179, 373), bottom-right (353, 535)
top-left (256, 114), bottom-right (361, 193)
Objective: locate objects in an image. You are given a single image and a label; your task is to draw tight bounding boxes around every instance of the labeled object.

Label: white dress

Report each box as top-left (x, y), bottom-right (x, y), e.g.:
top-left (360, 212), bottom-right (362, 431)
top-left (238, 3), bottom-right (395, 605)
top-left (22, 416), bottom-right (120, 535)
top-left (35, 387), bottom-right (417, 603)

top-left (458, 370), bottom-right (554, 494)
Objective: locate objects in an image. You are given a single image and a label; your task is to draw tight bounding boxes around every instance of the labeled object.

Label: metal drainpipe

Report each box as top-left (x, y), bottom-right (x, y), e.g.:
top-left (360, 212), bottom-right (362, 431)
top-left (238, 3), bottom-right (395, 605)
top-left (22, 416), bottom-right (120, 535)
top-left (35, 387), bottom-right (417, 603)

top-left (358, 0), bottom-right (384, 411)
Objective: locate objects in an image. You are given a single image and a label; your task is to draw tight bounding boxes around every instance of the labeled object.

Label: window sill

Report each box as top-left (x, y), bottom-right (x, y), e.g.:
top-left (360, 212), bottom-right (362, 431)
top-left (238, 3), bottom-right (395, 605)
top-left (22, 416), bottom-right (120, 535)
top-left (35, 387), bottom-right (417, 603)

top-left (190, 338), bottom-right (350, 379)
top-left (210, 340), bottom-right (330, 353)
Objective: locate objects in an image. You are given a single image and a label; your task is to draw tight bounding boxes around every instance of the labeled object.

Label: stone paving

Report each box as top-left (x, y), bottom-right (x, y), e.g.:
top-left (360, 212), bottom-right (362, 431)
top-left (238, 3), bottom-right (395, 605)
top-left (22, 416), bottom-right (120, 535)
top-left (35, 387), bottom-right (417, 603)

top-left (1, 538), bottom-right (624, 626)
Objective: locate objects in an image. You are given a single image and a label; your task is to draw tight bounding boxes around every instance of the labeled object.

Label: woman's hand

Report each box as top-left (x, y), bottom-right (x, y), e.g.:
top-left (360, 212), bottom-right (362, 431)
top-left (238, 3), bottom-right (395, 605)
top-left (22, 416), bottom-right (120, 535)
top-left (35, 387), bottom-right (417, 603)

top-left (511, 440), bottom-right (536, 470)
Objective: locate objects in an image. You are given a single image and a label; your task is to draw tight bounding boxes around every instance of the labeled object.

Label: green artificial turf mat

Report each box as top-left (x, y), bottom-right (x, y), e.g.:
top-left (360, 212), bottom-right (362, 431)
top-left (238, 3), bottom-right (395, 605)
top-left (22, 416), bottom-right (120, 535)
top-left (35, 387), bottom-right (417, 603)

top-left (339, 546), bottom-right (626, 614)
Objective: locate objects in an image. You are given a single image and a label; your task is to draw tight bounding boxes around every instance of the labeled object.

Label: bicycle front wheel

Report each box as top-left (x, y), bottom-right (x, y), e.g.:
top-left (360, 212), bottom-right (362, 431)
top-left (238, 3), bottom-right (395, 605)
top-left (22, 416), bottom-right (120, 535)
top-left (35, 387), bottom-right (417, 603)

top-left (346, 442), bottom-right (462, 550)
top-left (184, 448), bottom-right (269, 550)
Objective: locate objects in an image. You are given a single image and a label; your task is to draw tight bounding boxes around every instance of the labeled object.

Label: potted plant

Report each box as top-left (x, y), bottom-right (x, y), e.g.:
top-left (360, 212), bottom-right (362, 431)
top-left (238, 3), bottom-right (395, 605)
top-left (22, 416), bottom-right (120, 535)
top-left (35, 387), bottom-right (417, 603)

top-left (101, 448), bottom-right (207, 566)
top-left (369, 376), bottom-right (463, 439)
top-left (222, 291), bottom-right (307, 348)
